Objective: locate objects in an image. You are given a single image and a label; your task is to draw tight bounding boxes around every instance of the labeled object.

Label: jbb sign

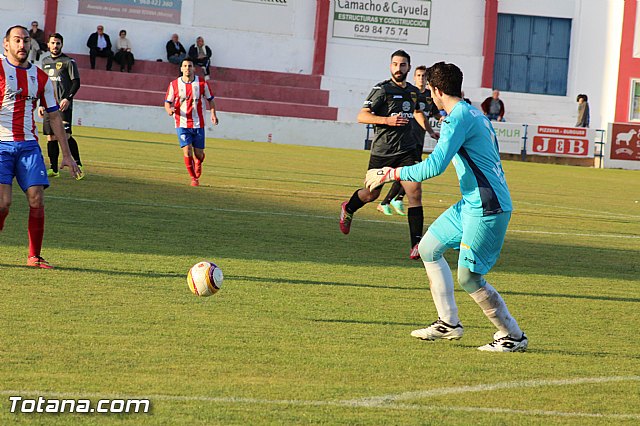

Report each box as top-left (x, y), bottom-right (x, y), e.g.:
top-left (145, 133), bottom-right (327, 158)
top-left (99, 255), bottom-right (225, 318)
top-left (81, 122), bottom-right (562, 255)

top-left (528, 126), bottom-right (595, 158)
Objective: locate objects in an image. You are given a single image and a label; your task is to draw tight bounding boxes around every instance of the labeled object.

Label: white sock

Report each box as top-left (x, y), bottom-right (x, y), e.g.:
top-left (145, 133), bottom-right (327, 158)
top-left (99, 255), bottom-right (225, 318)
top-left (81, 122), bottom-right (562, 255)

top-left (423, 257), bottom-right (460, 325)
top-left (469, 282), bottom-right (523, 338)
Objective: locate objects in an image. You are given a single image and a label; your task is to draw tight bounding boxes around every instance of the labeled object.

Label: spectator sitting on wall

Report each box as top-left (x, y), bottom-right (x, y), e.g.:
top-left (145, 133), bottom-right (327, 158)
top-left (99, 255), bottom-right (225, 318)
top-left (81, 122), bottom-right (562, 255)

top-left (114, 29), bottom-right (134, 72)
top-left (166, 33), bottom-right (187, 65)
top-left (481, 90), bottom-right (505, 122)
top-left (188, 36), bottom-right (212, 80)
top-left (28, 21), bottom-right (47, 62)
top-left (575, 94), bottom-right (590, 127)
top-left (86, 25), bottom-right (114, 70)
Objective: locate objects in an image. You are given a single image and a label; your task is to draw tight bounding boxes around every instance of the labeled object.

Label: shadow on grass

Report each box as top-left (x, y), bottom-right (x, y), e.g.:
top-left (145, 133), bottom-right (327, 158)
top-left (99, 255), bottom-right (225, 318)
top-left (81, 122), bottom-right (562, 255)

top-left (1, 171), bottom-right (637, 283)
top-left (456, 344), bottom-right (640, 360)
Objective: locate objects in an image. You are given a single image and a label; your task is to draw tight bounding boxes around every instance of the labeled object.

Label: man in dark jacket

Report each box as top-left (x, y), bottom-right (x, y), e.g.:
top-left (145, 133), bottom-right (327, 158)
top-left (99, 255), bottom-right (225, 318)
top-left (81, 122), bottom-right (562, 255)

top-left (86, 25), bottom-right (113, 70)
top-left (166, 33), bottom-right (187, 64)
top-left (481, 90), bottom-right (505, 122)
top-left (188, 36), bottom-right (212, 80)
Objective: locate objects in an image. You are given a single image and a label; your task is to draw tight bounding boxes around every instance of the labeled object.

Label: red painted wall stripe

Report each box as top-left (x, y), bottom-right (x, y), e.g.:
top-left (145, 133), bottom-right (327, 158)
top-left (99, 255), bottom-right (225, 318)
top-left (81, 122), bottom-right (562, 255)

top-left (615, 0), bottom-right (640, 122)
top-left (44, 0), bottom-right (59, 35)
top-left (481, 0), bottom-right (498, 88)
top-left (312, 0), bottom-right (330, 76)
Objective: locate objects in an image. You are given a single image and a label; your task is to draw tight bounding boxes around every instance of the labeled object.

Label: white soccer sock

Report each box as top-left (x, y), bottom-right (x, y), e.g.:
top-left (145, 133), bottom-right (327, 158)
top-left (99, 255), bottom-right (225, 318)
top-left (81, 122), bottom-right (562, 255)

top-left (469, 282), bottom-right (523, 338)
top-left (423, 257), bottom-right (460, 325)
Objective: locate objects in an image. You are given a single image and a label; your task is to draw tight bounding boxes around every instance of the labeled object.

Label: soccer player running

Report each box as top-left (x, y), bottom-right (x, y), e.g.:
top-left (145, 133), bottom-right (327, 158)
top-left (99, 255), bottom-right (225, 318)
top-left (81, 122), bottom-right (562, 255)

top-left (339, 50), bottom-right (428, 260)
top-left (378, 65), bottom-right (440, 217)
top-left (38, 33), bottom-right (83, 179)
top-left (0, 26), bottom-right (80, 268)
top-left (164, 58), bottom-right (218, 187)
top-left (364, 62), bottom-right (527, 352)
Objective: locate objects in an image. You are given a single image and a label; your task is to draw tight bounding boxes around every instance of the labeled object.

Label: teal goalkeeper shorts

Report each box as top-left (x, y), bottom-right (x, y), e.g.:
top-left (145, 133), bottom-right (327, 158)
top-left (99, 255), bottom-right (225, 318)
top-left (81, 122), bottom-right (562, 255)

top-left (428, 200), bottom-right (511, 275)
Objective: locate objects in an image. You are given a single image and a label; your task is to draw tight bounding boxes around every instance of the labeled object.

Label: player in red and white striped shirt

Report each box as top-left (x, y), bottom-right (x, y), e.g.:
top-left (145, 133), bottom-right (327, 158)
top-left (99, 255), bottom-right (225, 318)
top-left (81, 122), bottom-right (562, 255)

top-left (0, 26), bottom-right (80, 269)
top-left (164, 58), bottom-right (218, 186)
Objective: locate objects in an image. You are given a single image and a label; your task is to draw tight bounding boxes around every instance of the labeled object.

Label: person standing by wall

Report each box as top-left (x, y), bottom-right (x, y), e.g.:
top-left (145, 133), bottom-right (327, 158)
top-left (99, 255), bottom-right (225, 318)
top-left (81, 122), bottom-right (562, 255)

top-left (575, 94), bottom-right (590, 127)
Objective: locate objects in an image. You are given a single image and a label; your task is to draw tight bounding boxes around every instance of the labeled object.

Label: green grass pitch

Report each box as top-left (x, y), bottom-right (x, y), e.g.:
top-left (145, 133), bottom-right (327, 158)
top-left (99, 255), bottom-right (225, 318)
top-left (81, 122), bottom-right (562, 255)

top-left (0, 126), bottom-right (639, 425)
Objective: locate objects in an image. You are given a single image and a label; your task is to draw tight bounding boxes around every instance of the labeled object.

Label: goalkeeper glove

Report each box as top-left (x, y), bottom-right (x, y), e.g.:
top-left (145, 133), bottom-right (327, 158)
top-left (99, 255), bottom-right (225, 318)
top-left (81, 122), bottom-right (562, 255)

top-left (364, 166), bottom-right (401, 191)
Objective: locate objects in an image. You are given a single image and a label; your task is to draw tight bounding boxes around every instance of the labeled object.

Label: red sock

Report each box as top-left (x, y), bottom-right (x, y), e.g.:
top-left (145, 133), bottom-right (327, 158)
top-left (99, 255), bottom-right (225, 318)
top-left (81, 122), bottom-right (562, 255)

top-left (184, 156), bottom-right (196, 178)
top-left (0, 209), bottom-right (8, 231)
top-left (28, 206), bottom-right (45, 258)
top-left (194, 153), bottom-right (205, 178)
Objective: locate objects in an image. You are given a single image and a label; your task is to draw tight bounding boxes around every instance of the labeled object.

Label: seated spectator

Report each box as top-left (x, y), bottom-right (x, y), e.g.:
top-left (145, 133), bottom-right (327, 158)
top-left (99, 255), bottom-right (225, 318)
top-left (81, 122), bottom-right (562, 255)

top-left (481, 90), bottom-right (505, 121)
top-left (28, 21), bottom-right (47, 62)
top-left (166, 33), bottom-right (187, 65)
top-left (575, 94), bottom-right (590, 127)
top-left (86, 25), bottom-right (114, 70)
top-left (188, 36), bottom-right (212, 80)
top-left (114, 29), bottom-right (135, 72)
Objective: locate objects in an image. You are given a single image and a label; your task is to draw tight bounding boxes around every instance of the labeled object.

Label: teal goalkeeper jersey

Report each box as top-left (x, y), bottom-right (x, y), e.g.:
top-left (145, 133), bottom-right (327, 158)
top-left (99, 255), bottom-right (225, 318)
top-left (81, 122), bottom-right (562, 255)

top-left (399, 100), bottom-right (513, 217)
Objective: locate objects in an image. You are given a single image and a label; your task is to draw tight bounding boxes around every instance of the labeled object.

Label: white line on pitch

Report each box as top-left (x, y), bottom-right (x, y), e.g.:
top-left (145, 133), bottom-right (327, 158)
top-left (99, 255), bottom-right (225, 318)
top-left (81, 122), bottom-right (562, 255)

top-left (46, 195), bottom-right (640, 240)
top-left (342, 375), bottom-right (640, 405)
top-left (1, 376), bottom-right (639, 420)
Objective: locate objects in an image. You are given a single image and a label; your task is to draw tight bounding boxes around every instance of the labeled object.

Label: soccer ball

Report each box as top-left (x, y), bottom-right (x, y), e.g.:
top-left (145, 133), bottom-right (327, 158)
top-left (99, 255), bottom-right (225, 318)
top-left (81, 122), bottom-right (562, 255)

top-left (187, 261), bottom-right (223, 297)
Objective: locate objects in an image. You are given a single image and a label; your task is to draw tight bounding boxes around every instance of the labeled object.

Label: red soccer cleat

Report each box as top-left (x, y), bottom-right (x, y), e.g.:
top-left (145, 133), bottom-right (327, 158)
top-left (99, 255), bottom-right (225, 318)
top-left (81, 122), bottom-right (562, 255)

top-left (339, 201), bottom-right (353, 234)
top-left (191, 178), bottom-right (200, 187)
top-left (27, 256), bottom-right (54, 269)
top-left (409, 244), bottom-right (421, 260)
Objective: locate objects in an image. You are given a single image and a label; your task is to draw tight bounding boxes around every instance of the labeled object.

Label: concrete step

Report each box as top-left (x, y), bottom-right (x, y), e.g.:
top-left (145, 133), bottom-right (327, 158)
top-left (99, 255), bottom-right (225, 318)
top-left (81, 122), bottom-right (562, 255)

top-left (70, 53), bottom-right (322, 88)
top-left (80, 70), bottom-right (330, 106)
top-left (75, 85), bottom-right (338, 120)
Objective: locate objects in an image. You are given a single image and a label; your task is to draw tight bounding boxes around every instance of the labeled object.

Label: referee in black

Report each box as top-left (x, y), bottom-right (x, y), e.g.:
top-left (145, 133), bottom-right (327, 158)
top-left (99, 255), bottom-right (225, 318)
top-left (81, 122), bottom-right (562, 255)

top-left (339, 49), bottom-right (427, 259)
top-left (38, 32), bottom-right (83, 179)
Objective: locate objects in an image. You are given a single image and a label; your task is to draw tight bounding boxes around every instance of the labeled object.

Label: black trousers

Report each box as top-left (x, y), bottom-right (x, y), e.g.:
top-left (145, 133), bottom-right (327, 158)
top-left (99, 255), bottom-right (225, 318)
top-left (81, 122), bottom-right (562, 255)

top-left (114, 50), bottom-right (134, 71)
top-left (90, 47), bottom-right (114, 70)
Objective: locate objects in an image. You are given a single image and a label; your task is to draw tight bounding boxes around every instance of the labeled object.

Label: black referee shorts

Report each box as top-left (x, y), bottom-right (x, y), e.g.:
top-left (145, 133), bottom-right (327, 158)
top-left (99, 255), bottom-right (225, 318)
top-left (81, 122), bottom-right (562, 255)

top-left (367, 150), bottom-right (421, 170)
top-left (43, 108), bottom-right (73, 135)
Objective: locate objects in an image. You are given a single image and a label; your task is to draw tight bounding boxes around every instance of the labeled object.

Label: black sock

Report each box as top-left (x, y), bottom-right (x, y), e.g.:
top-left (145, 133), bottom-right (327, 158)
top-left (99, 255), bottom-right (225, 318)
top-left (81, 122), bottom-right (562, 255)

top-left (68, 136), bottom-right (82, 166)
top-left (407, 206), bottom-right (424, 247)
top-left (345, 189), bottom-right (366, 214)
top-left (47, 140), bottom-right (59, 172)
top-left (381, 181), bottom-right (405, 205)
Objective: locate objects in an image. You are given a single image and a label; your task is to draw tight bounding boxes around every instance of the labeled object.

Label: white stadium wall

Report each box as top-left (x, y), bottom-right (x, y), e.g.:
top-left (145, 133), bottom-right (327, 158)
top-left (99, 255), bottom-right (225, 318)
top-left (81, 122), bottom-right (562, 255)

top-left (0, 1), bottom-right (629, 137)
top-left (73, 101), bottom-right (365, 151)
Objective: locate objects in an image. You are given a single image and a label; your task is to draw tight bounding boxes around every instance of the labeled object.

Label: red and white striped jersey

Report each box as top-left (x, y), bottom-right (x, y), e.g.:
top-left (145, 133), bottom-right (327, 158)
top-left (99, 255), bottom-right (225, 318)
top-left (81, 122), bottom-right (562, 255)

top-left (165, 76), bottom-right (214, 129)
top-left (0, 57), bottom-right (59, 142)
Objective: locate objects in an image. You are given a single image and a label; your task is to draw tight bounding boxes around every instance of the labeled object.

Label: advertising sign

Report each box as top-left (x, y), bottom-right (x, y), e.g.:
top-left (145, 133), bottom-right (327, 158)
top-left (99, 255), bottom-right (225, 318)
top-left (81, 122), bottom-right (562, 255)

top-left (333, 0), bottom-right (432, 45)
top-left (492, 122), bottom-right (525, 155)
top-left (528, 126), bottom-right (595, 158)
top-left (78, 0), bottom-right (181, 23)
top-left (609, 123), bottom-right (640, 161)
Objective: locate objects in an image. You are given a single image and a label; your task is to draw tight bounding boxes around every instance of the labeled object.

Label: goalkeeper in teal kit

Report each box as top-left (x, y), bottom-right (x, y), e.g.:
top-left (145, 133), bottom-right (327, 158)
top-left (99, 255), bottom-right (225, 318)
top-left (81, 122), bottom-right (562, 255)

top-left (365, 62), bottom-right (527, 352)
